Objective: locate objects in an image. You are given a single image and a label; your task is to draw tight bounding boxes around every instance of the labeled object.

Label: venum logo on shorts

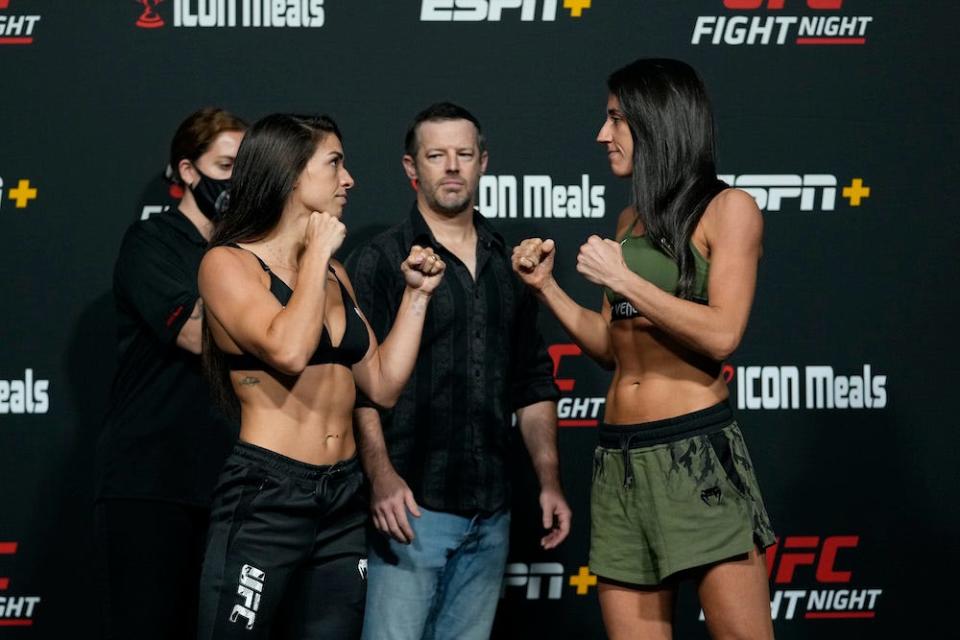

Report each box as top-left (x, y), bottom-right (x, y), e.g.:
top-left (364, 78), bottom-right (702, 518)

top-left (478, 175), bottom-right (606, 220)
top-left (718, 174), bottom-right (870, 212)
top-left (724, 364), bottom-right (887, 411)
top-left (700, 486), bottom-right (723, 506)
top-left (0, 369), bottom-right (50, 415)
top-left (136, 0), bottom-right (326, 29)
top-left (357, 558), bottom-right (367, 580)
top-left (229, 564), bottom-right (265, 630)
top-left (420, 0), bottom-right (592, 22)
top-left (692, 1), bottom-right (873, 47)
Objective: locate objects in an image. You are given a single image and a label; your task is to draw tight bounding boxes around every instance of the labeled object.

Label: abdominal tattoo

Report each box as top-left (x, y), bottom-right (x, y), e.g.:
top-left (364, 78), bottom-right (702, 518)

top-left (239, 376), bottom-right (260, 386)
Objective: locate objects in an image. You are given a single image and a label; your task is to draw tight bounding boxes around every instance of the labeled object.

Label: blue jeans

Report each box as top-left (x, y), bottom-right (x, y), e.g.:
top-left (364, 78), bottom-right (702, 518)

top-left (361, 508), bottom-right (510, 640)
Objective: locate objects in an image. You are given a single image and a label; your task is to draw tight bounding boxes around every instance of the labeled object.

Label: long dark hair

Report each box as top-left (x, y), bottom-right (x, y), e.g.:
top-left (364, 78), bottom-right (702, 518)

top-left (202, 113), bottom-right (343, 414)
top-left (608, 59), bottom-right (727, 300)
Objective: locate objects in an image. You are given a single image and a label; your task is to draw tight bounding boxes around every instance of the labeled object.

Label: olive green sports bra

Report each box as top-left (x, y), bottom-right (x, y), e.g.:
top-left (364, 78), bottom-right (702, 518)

top-left (604, 233), bottom-right (709, 321)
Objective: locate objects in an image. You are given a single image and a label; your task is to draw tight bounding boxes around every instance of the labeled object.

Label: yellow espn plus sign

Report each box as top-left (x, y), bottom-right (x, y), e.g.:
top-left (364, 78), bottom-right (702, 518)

top-left (569, 566), bottom-right (597, 595)
top-left (564, 0), bottom-right (591, 18)
top-left (842, 178), bottom-right (870, 206)
top-left (8, 179), bottom-right (38, 208)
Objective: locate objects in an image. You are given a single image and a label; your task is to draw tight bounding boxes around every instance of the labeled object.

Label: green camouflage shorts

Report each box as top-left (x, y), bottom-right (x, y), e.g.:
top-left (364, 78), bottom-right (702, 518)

top-left (589, 404), bottom-right (775, 586)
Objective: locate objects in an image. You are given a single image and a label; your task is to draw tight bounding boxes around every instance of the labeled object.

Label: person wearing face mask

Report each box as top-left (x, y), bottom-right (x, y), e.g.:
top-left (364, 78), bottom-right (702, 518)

top-left (95, 107), bottom-right (247, 640)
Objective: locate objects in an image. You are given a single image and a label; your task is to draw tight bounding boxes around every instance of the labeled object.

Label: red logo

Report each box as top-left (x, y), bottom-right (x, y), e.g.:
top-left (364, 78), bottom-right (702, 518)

top-left (548, 344), bottom-right (604, 427)
top-left (0, 542), bottom-right (40, 627)
top-left (0, 0), bottom-right (40, 45)
top-left (724, 0), bottom-right (843, 8)
top-left (135, 0), bottom-right (165, 29)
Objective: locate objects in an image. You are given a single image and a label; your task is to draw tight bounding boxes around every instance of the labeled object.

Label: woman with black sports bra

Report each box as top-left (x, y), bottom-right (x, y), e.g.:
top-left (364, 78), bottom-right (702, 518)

top-left (195, 113), bottom-right (445, 640)
top-left (513, 59), bottom-right (775, 639)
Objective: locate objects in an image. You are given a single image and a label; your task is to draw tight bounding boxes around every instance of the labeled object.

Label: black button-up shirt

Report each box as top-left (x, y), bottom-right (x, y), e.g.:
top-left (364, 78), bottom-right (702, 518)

top-left (96, 208), bottom-right (236, 505)
top-left (346, 205), bottom-right (559, 514)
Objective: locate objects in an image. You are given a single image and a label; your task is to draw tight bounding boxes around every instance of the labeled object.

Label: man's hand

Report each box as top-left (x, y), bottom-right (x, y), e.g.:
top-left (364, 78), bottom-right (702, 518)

top-left (370, 467), bottom-right (421, 544)
top-left (539, 487), bottom-right (572, 550)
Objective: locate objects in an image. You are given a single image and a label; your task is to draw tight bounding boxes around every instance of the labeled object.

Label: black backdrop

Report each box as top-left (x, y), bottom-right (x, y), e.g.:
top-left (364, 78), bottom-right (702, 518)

top-left (1, 1), bottom-right (958, 637)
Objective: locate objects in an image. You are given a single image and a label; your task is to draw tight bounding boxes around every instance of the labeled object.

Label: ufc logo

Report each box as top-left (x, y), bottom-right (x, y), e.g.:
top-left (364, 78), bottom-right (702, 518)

top-left (724, 0), bottom-right (843, 8)
top-left (766, 536), bottom-right (859, 584)
top-left (548, 344), bottom-right (582, 392)
top-left (229, 564), bottom-right (265, 630)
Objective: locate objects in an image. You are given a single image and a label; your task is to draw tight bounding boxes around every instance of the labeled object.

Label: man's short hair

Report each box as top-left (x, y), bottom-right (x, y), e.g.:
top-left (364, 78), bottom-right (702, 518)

top-left (404, 102), bottom-right (486, 157)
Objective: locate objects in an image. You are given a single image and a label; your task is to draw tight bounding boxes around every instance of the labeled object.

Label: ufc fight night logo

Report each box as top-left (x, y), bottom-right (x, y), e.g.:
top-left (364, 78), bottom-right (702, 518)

top-left (230, 564), bottom-right (265, 630)
top-left (549, 344), bottom-right (605, 427)
top-left (0, 0), bottom-right (41, 45)
top-left (0, 542), bottom-right (42, 627)
top-left (698, 535), bottom-right (882, 621)
top-left (692, 0), bottom-right (873, 46)
top-left (420, 0), bottom-right (592, 22)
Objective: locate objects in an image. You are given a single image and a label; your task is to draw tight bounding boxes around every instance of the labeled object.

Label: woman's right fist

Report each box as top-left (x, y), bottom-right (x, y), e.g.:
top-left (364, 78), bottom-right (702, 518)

top-left (304, 211), bottom-right (346, 258)
top-left (512, 238), bottom-right (556, 291)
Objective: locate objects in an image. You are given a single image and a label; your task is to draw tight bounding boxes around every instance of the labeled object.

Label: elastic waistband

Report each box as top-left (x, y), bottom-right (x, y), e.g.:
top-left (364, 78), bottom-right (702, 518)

top-left (232, 441), bottom-right (360, 480)
top-left (598, 402), bottom-right (733, 449)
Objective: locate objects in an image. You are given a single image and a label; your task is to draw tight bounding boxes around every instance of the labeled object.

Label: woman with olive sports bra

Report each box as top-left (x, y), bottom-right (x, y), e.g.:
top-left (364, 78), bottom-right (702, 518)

top-left (195, 114), bottom-right (445, 640)
top-left (605, 224), bottom-right (710, 321)
top-left (513, 59), bottom-right (776, 640)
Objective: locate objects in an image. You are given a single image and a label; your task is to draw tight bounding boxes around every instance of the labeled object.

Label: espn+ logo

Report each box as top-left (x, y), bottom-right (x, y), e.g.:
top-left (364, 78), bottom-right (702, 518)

top-left (693, 0), bottom-right (873, 46)
top-left (421, 0), bottom-right (592, 22)
top-left (718, 174), bottom-right (870, 212)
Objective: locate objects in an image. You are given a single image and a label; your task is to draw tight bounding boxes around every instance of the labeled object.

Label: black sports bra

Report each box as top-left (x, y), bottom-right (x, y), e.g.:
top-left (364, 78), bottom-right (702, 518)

top-left (225, 244), bottom-right (370, 371)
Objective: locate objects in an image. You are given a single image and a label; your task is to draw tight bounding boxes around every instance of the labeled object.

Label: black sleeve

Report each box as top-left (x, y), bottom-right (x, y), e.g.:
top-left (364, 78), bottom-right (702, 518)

top-left (511, 283), bottom-right (561, 411)
top-left (345, 242), bottom-right (401, 343)
top-left (345, 242), bottom-right (402, 409)
top-left (113, 225), bottom-right (198, 346)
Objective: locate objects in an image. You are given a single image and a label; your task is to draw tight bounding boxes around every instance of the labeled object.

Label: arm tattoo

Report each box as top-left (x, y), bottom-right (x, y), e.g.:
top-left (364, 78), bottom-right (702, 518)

top-left (239, 376), bottom-right (260, 386)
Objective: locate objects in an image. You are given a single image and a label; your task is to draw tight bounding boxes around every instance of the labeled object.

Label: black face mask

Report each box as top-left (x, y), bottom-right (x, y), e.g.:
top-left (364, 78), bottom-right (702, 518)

top-left (189, 167), bottom-right (231, 221)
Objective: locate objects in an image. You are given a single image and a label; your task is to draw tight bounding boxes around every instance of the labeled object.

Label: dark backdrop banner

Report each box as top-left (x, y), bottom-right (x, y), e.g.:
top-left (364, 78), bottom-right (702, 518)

top-left (1, 1), bottom-right (957, 637)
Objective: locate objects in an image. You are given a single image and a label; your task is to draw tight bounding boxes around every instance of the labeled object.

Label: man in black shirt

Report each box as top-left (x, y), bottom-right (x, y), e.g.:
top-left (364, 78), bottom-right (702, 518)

top-left (347, 103), bottom-right (571, 640)
top-left (95, 108), bottom-right (245, 640)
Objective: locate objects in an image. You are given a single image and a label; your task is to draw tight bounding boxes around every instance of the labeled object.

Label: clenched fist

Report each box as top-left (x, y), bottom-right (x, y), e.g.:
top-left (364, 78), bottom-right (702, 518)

top-left (576, 235), bottom-right (628, 287)
top-left (304, 211), bottom-right (346, 259)
top-left (401, 245), bottom-right (445, 294)
top-left (512, 237), bottom-right (556, 291)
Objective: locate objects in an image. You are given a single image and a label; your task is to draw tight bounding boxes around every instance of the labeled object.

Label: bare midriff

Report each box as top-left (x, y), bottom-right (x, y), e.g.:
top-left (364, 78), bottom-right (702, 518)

top-left (232, 363), bottom-right (357, 465)
top-left (604, 315), bottom-right (727, 426)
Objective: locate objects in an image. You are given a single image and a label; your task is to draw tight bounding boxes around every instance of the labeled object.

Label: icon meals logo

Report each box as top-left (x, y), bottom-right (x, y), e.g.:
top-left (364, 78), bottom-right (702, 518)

top-left (692, 0), bottom-right (873, 47)
top-left (478, 174), bottom-right (605, 219)
top-left (0, 0), bottom-right (41, 45)
top-left (135, 0), bottom-right (326, 29)
top-left (724, 364), bottom-right (887, 411)
top-left (0, 369), bottom-right (50, 415)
